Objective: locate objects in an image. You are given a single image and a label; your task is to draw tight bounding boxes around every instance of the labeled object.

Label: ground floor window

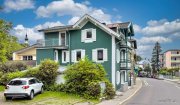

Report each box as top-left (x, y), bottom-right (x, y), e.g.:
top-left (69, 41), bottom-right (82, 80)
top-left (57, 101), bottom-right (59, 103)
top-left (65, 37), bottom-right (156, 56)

top-left (76, 51), bottom-right (81, 61)
top-left (23, 56), bottom-right (33, 60)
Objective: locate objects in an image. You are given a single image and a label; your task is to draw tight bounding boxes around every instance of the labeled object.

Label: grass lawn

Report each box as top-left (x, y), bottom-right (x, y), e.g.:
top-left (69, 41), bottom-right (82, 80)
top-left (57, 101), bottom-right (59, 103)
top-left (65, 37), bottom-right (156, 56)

top-left (0, 85), bottom-right (4, 92)
top-left (9, 91), bottom-right (99, 105)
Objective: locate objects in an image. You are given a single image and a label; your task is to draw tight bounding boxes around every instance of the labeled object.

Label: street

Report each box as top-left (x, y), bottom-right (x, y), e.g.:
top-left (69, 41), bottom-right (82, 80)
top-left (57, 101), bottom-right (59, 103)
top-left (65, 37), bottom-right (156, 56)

top-left (123, 78), bottom-right (180, 105)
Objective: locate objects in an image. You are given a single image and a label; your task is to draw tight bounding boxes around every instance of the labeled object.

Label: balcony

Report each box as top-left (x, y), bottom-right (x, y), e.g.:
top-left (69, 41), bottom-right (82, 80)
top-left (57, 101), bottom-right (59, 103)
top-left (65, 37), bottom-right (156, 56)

top-left (171, 54), bottom-right (180, 57)
top-left (120, 59), bottom-right (131, 70)
top-left (171, 60), bottom-right (180, 63)
top-left (36, 39), bottom-right (68, 49)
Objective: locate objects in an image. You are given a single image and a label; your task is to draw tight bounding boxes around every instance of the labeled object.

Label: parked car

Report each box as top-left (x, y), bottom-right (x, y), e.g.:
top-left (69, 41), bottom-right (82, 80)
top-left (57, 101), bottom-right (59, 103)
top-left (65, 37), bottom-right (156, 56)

top-left (4, 77), bottom-right (43, 100)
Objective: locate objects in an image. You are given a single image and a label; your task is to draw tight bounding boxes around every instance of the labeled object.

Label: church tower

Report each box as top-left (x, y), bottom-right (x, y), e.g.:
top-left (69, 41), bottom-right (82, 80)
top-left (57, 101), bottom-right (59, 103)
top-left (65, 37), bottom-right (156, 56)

top-left (25, 33), bottom-right (28, 44)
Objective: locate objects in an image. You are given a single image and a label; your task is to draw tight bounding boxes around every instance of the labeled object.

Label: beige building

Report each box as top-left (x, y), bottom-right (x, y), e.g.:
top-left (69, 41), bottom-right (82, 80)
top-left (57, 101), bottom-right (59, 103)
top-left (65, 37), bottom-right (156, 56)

top-left (13, 44), bottom-right (37, 61)
top-left (161, 49), bottom-right (180, 68)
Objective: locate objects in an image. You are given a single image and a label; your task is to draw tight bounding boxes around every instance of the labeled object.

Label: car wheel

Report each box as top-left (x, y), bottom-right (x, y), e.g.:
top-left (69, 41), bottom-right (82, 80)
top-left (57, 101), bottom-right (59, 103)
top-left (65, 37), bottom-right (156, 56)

top-left (29, 91), bottom-right (34, 100)
top-left (40, 87), bottom-right (44, 94)
top-left (5, 97), bottom-right (12, 100)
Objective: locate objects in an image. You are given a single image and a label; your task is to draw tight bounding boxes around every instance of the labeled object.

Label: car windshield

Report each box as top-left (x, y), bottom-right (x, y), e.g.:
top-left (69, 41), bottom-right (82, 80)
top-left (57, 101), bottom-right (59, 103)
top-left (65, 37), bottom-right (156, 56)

top-left (8, 80), bottom-right (26, 85)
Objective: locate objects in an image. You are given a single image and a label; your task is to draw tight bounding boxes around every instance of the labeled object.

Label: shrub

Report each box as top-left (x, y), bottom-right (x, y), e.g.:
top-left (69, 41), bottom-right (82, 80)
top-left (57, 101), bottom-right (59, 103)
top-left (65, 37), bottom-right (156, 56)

top-left (103, 81), bottom-right (115, 99)
top-left (84, 82), bottom-right (101, 99)
top-left (0, 61), bottom-right (27, 73)
top-left (0, 71), bottom-right (3, 78)
top-left (0, 71), bottom-right (25, 85)
top-left (24, 67), bottom-right (39, 78)
top-left (64, 57), bottom-right (111, 99)
top-left (38, 59), bottom-right (59, 88)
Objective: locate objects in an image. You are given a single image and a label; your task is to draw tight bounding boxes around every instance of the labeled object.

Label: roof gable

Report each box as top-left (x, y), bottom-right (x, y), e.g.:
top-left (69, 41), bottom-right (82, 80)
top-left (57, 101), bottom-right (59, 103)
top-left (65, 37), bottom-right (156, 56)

top-left (13, 44), bottom-right (37, 54)
top-left (73, 14), bottom-right (124, 39)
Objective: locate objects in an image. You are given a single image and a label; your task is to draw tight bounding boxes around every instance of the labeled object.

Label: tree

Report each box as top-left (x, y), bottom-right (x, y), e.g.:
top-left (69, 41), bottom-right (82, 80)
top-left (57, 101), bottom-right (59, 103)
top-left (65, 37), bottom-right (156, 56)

top-left (136, 55), bottom-right (142, 62)
top-left (0, 19), bottom-right (24, 62)
top-left (6, 36), bottom-right (24, 60)
top-left (151, 42), bottom-right (162, 74)
top-left (144, 64), bottom-right (152, 75)
top-left (0, 20), bottom-right (11, 63)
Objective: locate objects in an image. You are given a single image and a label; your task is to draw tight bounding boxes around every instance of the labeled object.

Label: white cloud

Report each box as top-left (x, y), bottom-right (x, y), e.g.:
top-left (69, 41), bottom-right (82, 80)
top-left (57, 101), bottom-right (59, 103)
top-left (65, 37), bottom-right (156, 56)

top-left (138, 36), bottom-right (172, 44)
top-left (135, 19), bottom-right (180, 36)
top-left (4, 0), bottom-right (35, 12)
top-left (36, 0), bottom-right (113, 24)
top-left (36, 0), bottom-right (89, 18)
top-left (68, 16), bottom-right (80, 25)
top-left (136, 45), bottom-right (153, 58)
top-left (10, 21), bottom-right (64, 44)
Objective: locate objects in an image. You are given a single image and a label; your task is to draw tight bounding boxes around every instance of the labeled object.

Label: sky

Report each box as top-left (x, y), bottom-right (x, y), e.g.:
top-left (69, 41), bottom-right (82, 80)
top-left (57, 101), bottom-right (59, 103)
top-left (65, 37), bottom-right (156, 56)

top-left (0, 0), bottom-right (180, 59)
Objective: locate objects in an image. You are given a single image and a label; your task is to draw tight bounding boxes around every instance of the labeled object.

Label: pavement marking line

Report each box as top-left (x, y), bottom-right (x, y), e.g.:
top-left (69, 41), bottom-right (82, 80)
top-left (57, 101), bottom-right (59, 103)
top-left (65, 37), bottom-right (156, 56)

top-left (175, 86), bottom-right (180, 89)
top-left (143, 80), bottom-right (149, 86)
top-left (118, 79), bottom-right (143, 105)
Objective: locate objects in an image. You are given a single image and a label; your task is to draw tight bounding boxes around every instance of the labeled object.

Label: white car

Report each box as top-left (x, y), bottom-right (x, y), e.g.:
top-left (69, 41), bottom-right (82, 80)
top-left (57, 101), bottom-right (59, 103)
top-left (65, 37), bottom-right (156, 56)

top-left (4, 77), bottom-right (44, 100)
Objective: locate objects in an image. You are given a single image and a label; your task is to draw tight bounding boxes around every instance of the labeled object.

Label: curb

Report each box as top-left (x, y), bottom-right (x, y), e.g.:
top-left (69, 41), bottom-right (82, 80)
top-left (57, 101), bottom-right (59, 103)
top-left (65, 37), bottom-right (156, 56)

top-left (118, 79), bottom-right (143, 105)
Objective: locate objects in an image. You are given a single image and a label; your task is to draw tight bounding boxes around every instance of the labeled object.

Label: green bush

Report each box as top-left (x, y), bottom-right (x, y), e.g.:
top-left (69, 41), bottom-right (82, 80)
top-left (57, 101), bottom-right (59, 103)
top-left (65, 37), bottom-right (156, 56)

top-left (84, 82), bottom-right (101, 99)
top-left (103, 81), bottom-right (115, 99)
top-left (0, 71), bottom-right (25, 85)
top-left (64, 57), bottom-right (113, 99)
top-left (38, 59), bottom-right (59, 88)
top-left (46, 84), bottom-right (66, 92)
top-left (0, 71), bottom-right (3, 78)
top-left (0, 61), bottom-right (27, 73)
top-left (24, 67), bottom-right (39, 78)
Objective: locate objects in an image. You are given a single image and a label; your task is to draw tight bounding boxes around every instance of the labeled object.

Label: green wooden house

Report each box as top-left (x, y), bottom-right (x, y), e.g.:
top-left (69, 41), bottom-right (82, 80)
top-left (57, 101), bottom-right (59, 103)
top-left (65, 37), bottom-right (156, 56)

top-left (36, 14), bottom-right (136, 91)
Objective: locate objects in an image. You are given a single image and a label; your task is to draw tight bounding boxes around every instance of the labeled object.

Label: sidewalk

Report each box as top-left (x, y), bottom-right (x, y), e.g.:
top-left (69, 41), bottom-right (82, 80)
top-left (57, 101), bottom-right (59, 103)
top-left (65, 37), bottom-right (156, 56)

top-left (164, 78), bottom-right (180, 84)
top-left (97, 78), bottom-right (142, 105)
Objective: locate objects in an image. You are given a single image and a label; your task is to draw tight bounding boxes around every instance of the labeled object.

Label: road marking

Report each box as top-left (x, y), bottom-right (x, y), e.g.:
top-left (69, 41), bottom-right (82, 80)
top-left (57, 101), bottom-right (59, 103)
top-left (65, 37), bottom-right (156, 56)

top-left (175, 86), bottom-right (180, 89)
top-left (143, 80), bottom-right (151, 87)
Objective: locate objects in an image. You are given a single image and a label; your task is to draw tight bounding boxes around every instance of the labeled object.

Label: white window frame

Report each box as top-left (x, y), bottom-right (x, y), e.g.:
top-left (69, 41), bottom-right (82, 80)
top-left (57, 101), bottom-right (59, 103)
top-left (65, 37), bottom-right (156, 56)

top-left (71, 49), bottom-right (85, 62)
top-left (59, 31), bottom-right (66, 46)
top-left (62, 50), bottom-right (69, 63)
top-left (92, 48), bottom-right (108, 63)
top-left (116, 49), bottom-right (120, 63)
top-left (81, 28), bottom-right (96, 43)
top-left (54, 50), bottom-right (58, 62)
top-left (116, 71), bottom-right (120, 85)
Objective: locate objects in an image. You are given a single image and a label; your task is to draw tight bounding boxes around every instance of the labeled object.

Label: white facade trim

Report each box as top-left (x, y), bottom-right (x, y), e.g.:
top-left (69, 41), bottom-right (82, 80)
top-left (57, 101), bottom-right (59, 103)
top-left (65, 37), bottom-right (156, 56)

top-left (54, 50), bottom-right (58, 62)
top-left (71, 49), bottom-right (85, 62)
top-left (59, 31), bottom-right (66, 46)
top-left (92, 48), bottom-right (108, 63)
top-left (62, 50), bottom-right (69, 63)
top-left (111, 36), bottom-right (116, 87)
top-left (73, 14), bottom-right (123, 39)
top-left (81, 28), bottom-right (96, 43)
top-left (13, 52), bottom-right (16, 60)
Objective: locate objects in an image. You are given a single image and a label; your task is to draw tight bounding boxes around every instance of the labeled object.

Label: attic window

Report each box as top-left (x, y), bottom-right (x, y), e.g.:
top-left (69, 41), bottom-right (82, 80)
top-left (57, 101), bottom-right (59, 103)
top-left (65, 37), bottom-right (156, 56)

top-left (86, 30), bottom-right (92, 38)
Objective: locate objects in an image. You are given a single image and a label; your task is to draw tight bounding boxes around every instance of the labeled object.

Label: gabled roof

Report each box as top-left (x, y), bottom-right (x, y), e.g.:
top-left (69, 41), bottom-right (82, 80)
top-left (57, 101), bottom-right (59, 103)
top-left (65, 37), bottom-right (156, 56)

top-left (13, 44), bottom-right (37, 54)
top-left (73, 14), bottom-right (124, 39)
top-left (39, 25), bottom-right (73, 32)
top-left (106, 22), bottom-right (131, 29)
top-left (39, 14), bottom-right (124, 39)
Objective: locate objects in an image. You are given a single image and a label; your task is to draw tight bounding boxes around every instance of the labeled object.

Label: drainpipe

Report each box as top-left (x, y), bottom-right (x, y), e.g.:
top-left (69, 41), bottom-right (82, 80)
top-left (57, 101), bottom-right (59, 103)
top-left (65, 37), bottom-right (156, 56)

top-left (66, 29), bottom-right (71, 65)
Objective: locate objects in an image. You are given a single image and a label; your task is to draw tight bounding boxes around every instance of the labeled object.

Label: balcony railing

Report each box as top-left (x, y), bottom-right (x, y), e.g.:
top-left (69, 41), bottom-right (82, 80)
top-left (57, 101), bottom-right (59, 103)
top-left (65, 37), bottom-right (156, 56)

top-left (120, 59), bottom-right (131, 69)
top-left (171, 54), bottom-right (180, 57)
top-left (37, 39), bottom-right (66, 47)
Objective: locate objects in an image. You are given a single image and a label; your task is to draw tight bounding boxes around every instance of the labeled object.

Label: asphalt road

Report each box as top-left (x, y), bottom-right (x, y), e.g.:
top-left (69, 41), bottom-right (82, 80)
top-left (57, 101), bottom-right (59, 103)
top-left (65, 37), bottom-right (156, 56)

top-left (123, 78), bottom-right (180, 105)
